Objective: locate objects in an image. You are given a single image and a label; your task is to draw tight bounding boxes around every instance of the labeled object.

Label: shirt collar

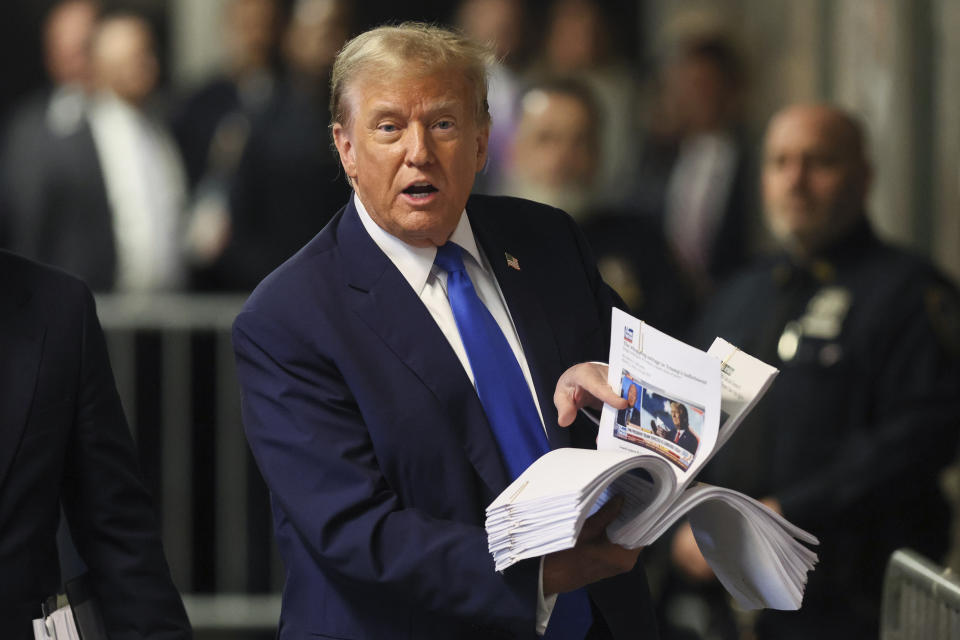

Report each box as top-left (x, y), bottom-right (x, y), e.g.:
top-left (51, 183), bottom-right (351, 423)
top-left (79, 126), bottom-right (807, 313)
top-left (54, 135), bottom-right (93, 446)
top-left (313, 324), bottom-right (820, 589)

top-left (353, 192), bottom-right (486, 295)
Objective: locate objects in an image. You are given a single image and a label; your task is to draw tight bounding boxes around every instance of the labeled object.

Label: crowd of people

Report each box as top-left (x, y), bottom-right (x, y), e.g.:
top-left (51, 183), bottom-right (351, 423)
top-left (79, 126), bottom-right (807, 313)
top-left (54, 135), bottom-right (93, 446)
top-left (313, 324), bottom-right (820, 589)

top-left (1, 2), bottom-right (958, 640)
top-left (0, 0), bottom-right (354, 293)
top-left (0, 0), bottom-right (758, 306)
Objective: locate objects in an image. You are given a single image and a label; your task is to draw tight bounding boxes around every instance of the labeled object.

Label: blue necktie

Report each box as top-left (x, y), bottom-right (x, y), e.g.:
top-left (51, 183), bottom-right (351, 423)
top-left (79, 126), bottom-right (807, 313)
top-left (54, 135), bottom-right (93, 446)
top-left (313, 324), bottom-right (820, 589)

top-left (434, 243), bottom-right (592, 640)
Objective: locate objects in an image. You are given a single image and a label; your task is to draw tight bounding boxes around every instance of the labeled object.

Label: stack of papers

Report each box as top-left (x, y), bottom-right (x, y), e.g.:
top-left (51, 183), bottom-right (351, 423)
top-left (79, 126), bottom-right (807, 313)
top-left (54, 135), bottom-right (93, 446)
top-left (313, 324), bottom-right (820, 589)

top-left (485, 448), bottom-right (817, 609)
top-left (684, 485), bottom-right (819, 610)
top-left (484, 309), bottom-right (819, 610)
top-left (486, 448), bottom-right (663, 571)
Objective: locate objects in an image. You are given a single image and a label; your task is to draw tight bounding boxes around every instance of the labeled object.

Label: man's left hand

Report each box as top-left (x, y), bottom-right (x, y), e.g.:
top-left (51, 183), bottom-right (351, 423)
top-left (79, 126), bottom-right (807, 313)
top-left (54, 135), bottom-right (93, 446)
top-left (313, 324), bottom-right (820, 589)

top-left (554, 362), bottom-right (626, 427)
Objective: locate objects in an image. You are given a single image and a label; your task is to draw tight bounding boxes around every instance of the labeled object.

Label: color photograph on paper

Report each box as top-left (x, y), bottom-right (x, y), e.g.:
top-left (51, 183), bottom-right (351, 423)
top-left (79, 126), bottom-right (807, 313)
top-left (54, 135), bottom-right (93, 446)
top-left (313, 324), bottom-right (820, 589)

top-left (613, 372), bottom-right (705, 471)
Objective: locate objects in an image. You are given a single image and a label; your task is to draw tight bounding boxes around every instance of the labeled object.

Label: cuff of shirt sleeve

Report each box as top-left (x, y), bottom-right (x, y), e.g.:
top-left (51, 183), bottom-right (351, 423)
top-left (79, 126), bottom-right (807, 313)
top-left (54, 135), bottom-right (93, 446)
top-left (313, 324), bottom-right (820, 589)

top-left (536, 557), bottom-right (559, 635)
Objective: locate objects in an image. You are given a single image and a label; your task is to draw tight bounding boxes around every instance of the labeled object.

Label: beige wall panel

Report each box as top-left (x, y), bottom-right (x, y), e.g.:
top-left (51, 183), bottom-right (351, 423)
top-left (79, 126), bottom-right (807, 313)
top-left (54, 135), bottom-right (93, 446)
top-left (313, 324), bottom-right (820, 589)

top-left (933, 0), bottom-right (960, 284)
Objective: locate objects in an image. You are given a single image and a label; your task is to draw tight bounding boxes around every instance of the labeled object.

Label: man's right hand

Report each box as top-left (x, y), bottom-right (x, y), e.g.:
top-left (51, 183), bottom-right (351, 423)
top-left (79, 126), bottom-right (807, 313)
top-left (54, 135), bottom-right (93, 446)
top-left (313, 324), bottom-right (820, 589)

top-left (542, 496), bottom-right (642, 595)
top-left (670, 521), bottom-right (714, 581)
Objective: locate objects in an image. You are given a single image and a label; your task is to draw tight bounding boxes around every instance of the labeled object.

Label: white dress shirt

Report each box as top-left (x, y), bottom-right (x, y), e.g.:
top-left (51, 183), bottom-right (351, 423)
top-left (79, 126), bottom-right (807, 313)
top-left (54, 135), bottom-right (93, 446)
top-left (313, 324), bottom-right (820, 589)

top-left (87, 92), bottom-right (186, 291)
top-left (354, 193), bottom-right (558, 633)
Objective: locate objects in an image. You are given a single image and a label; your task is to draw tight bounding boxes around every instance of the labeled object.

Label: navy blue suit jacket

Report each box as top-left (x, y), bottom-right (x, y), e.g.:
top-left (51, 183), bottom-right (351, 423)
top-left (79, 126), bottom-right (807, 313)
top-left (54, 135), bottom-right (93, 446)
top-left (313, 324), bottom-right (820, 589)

top-left (233, 195), bottom-right (657, 639)
top-left (0, 251), bottom-right (190, 639)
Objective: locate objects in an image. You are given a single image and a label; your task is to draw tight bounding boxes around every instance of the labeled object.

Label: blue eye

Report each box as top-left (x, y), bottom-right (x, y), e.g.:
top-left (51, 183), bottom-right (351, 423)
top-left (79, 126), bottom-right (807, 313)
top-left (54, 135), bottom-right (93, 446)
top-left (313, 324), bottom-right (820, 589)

top-left (435, 120), bottom-right (454, 130)
top-left (379, 123), bottom-right (398, 133)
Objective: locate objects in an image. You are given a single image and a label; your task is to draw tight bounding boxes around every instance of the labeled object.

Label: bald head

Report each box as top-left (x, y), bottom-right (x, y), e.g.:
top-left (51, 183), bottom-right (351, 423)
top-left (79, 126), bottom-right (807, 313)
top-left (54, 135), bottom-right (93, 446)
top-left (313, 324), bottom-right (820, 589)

top-left (762, 104), bottom-right (872, 258)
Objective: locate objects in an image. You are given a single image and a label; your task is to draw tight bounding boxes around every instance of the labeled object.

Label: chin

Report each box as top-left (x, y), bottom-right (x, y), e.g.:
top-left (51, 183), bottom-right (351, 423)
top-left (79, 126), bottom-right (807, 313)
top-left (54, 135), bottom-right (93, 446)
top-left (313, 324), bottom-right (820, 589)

top-left (398, 214), bottom-right (459, 246)
top-left (769, 210), bottom-right (821, 240)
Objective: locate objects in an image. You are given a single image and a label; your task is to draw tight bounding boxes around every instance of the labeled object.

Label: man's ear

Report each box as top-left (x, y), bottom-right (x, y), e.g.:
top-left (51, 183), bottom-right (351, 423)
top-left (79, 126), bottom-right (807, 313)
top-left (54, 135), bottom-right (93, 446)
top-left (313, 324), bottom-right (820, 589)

top-left (474, 122), bottom-right (490, 173)
top-left (332, 123), bottom-right (357, 180)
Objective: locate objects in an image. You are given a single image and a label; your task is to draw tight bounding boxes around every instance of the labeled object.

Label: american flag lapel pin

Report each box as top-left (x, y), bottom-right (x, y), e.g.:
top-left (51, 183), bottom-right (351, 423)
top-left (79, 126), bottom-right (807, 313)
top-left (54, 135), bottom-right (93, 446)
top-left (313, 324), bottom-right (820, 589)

top-left (505, 252), bottom-right (520, 271)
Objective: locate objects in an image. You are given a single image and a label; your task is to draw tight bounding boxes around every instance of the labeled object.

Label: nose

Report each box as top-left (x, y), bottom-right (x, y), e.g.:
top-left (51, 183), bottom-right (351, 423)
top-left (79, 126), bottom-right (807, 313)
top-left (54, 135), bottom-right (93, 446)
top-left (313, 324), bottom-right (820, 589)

top-left (405, 123), bottom-right (434, 167)
top-left (783, 157), bottom-right (809, 191)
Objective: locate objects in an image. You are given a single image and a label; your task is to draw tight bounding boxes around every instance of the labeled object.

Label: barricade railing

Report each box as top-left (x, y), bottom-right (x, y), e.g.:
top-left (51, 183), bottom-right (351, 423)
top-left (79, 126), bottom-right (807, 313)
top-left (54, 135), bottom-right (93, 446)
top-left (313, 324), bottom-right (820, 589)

top-left (95, 293), bottom-right (282, 630)
top-left (881, 548), bottom-right (960, 639)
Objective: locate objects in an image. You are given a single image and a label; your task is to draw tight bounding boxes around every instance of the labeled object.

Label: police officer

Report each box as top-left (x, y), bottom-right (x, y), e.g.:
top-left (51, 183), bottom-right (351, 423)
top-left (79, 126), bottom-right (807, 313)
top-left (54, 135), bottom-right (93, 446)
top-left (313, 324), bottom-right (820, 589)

top-left (666, 104), bottom-right (960, 640)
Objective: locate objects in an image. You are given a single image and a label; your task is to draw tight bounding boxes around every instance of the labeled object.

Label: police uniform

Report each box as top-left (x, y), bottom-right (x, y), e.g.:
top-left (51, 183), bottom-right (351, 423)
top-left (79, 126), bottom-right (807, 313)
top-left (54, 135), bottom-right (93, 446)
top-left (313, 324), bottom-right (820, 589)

top-left (685, 218), bottom-right (960, 639)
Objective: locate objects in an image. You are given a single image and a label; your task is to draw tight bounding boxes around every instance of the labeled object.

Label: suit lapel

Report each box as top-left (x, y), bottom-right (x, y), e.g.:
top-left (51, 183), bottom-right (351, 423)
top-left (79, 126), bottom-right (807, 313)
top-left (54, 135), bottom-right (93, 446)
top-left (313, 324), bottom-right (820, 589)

top-left (336, 201), bottom-right (511, 495)
top-left (467, 202), bottom-right (573, 450)
top-left (0, 276), bottom-right (45, 492)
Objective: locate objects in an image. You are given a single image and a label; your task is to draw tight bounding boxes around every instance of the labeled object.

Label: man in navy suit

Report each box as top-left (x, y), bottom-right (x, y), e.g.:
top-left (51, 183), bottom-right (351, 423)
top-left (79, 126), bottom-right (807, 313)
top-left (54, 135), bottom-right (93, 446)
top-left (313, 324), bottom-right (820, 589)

top-left (617, 384), bottom-right (641, 427)
top-left (233, 23), bottom-right (658, 639)
top-left (0, 251), bottom-right (191, 639)
top-left (656, 402), bottom-right (698, 455)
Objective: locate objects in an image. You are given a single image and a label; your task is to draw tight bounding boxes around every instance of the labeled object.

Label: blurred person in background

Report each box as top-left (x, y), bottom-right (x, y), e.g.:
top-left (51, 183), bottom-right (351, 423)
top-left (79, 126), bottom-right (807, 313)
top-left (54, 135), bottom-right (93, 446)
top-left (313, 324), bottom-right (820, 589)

top-left (504, 77), bottom-right (694, 336)
top-left (281, 0), bottom-right (349, 102)
top-left (3, 9), bottom-right (188, 292)
top-left (634, 33), bottom-right (755, 297)
top-left (83, 12), bottom-right (188, 292)
top-left (456, 0), bottom-right (527, 193)
top-left (196, 0), bottom-right (351, 290)
top-left (659, 104), bottom-right (960, 640)
top-left (173, 0), bottom-right (282, 189)
top-left (503, 78), bottom-right (600, 218)
top-left (534, 0), bottom-right (642, 210)
top-left (1, 0), bottom-right (99, 270)
top-left (172, 0), bottom-right (284, 283)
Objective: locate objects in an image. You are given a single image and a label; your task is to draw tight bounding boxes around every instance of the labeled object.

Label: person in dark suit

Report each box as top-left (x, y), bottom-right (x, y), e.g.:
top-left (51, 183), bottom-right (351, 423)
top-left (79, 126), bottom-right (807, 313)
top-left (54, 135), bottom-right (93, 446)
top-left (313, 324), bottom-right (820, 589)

top-left (0, 251), bottom-right (191, 639)
top-left (4, 9), bottom-right (187, 292)
top-left (663, 104), bottom-right (960, 640)
top-left (189, 0), bottom-right (352, 291)
top-left (617, 383), bottom-right (641, 427)
top-left (503, 76), bottom-right (696, 338)
top-left (3, 107), bottom-right (116, 290)
top-left (172, 0), bottom-right (284, 290)
top-left (0, 0), bottom-right (108, 285)
top-left (658, 402), bottom-right (698, 455)
top-left (171, 0), bottom-right (282, 190)
top-left (233, 23), bottom-right (657, 639)
top-left (633, 33), bottom-right (756, 295)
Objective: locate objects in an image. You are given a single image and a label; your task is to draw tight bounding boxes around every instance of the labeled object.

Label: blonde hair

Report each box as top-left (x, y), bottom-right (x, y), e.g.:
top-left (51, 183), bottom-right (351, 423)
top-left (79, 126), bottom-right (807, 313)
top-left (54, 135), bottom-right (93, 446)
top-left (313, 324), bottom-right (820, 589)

top-left (330, 22), bottom-right (493, 128)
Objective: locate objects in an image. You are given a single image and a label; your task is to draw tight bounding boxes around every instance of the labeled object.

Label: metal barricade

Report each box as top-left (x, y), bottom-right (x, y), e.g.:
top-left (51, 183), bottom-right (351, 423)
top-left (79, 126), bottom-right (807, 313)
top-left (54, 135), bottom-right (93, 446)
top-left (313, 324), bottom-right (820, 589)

top-left (95, 293), bottom-right (281, 632)
top-left (881, 548), bottom-right (960, 639)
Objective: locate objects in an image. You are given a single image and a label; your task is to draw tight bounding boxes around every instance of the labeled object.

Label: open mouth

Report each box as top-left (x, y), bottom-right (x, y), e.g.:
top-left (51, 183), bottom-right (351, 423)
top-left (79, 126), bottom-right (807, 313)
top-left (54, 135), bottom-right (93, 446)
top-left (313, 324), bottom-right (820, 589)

top-left (403, 182), bottom-right (438, 199)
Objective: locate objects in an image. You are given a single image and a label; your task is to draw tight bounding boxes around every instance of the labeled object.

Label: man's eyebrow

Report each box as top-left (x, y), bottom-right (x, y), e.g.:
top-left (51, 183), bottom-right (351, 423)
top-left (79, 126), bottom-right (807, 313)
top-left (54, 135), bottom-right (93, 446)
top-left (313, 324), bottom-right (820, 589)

top-left (423, 101), bottom-right (460, 116)
top-left (365, 104), bottom-right (402, 122)
top-left (365, 100), bottom-right (462, 122)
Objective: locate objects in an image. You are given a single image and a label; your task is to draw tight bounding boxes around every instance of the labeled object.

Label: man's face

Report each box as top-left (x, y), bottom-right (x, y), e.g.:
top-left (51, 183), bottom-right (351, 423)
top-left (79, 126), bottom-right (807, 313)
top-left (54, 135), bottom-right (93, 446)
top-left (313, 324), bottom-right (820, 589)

top-left (512, 91), bottom-right (598, 188)
top-left (458, 0), bottom-right (522, 62)
top-left (44, 0), bottom-right (98, 87)
top-left (663, 56), bottom-right (731, 134)
top-left (762, 106), bottom-right (869, 255)
top-left (226, 0), bottom-right (279, 71)
top-left (626, 385), bottom-right (637, 406)
top-left (332, 69), bottom-right (489, 247)
top-left (670, 404), bottom-right (682, 428)
top-left (284, 0), bottom-right (349, 77)
top-left (93, 18), bottom-right (159, 106)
